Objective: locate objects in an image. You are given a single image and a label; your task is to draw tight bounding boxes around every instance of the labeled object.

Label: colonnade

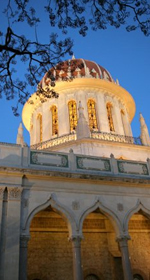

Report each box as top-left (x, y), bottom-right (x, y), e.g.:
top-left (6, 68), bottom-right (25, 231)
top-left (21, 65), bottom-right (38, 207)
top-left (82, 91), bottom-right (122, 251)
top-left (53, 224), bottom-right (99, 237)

top-left (0, 187), bottom-right (145, 280)
top-left (19, 232), bottom-right (133, 280)
top-left (30, 91), bottom-right (132, 145)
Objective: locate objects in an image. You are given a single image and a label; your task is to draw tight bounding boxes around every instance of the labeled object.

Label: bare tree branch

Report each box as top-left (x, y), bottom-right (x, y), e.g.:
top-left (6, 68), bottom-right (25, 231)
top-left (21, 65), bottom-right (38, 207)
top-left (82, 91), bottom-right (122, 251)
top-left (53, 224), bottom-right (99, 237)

top-left (0, 0), bottom-right (150, 115)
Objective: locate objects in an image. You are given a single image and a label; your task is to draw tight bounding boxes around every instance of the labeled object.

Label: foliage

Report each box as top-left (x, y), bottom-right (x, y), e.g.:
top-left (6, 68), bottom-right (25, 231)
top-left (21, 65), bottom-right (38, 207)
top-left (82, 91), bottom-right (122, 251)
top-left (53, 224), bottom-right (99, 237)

top-left (0, 0), bottom-right (150, 115)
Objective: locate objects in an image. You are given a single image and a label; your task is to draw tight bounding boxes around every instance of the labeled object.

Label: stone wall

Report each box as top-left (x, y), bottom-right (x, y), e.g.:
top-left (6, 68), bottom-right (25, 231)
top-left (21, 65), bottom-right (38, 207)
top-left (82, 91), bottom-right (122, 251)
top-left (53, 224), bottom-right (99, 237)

top-left (27, 210), bottom-right (150, 280)
top-left (28, 231), bottom-right (72, 280)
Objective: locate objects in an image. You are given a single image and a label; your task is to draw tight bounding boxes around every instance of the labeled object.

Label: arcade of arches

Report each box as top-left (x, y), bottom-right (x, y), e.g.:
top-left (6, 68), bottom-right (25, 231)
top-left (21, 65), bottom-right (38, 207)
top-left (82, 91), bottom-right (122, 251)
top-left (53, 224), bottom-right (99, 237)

top-left (27, 207), bottom-right (150, 280)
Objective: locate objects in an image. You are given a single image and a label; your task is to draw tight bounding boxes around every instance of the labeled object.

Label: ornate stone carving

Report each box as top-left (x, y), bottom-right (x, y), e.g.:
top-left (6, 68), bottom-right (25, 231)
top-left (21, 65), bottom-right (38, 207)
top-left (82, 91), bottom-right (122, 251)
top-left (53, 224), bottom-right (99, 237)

top-left (8, 187), bottom-right (22, 200)
top-left (72, 200), bottom-right (80, 210)
top-left (69, 235), bottom-right (83, 247)
top-left (0, 187), bottom-right (5, 200)
top-left (20, 235), bottom-right (30, 248)
top-left (117, 203), bottom-right (124, 212)
top-left (116, 234), bottom-right (131, 246)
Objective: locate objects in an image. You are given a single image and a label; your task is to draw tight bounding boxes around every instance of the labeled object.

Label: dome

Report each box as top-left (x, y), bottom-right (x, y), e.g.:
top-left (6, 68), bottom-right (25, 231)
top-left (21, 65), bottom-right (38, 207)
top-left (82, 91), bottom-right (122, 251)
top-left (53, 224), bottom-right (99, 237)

top-left (22, 57), bottom-right (136, 138)
top-left (40, 58), bottom-right (114, 87)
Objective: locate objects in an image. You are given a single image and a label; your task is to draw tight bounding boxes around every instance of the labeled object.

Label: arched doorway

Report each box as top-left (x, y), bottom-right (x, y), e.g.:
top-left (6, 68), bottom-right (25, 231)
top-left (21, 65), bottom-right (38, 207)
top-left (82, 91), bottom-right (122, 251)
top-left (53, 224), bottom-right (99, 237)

top-left (85, 274), bottom-right (99, 280)
top-left (82, 208), bottom-right (122, 280)
top-left (133, 274), bottom-right (144, 280)
top-left (128, 210), bottom-right (150, 280)
top-left (27, 205), bottom-right (73, 280)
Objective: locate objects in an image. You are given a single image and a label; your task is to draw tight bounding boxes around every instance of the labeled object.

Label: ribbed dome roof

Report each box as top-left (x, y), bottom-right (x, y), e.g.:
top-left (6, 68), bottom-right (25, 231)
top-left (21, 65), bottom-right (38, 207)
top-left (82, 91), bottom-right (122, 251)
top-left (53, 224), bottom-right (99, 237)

top-left (41, 58), bottom-right (114, 87)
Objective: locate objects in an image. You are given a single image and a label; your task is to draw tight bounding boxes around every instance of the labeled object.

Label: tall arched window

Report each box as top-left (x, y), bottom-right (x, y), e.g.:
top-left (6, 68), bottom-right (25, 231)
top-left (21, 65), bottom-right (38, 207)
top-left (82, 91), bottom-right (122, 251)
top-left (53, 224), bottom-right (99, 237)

top-left (133, 274), bottom-right (144, 280)
top-left (87, 99), bottom-right (98, 131)
top-left (106, 103), bottom-right (115, 132)
top-left (85, 274), bottom-right (99, 280)
top-left (51, 105), bottom-right (58, 136)
top-left (68, 100), bottom-right (77, 132)
top-left (37, 114), bottom-right (42, 142)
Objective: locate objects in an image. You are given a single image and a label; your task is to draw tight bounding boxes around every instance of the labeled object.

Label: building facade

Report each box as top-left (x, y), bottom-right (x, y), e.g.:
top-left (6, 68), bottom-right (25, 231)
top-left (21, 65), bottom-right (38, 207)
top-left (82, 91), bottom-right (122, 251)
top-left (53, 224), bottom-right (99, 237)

top-left (0, 58), bottom-right (150, 280)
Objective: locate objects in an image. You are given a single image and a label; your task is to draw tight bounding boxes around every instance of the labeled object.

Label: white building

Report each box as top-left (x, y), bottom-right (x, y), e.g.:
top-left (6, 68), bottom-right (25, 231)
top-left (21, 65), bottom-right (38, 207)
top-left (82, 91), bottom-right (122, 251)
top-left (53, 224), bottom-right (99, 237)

top-left (0, 57), bottom-right (150, 280)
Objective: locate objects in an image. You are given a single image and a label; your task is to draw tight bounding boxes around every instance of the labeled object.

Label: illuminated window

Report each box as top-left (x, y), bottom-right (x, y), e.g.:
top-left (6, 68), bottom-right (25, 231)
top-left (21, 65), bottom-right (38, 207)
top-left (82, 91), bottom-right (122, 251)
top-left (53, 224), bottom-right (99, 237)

top-left (106, 103), bottom-right (115, 132)
top-left (85, 274), bottom-right (99, 280)
top-left (87, 99), bottom-right (98, 131)
top-left (37, 114), bottom-right (42, 142)
top-left (51, 105), bottom-right (58, 136)
top-left (68, 100), bottom-right (77, 132)
top-left (133, 274), bottom-right (144, 280)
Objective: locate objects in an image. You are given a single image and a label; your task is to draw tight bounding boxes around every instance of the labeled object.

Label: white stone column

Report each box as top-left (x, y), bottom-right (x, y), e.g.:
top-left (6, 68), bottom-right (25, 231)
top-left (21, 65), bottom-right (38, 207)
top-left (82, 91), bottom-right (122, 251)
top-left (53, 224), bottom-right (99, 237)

top-left (96, 93), bottom-right (109, 132)
top-left (117, 235), bottom-right (133, 280)
top-left (3, 187), bottom-right (22, 280)
top-left (19, 235), bottom-right (30, 280)
top-left (0, 187), bottom-right (6, 280)
top-left (70, 236), bottom-right (83, 280)
top-left (32, 112), bottom-right (37, 145)
top-left (113, 101), bottom-right (124, 135)
top-left (42, 102), bottom-right (51, 141)
top-left (76, 91), bottom-right (88, 122)
top-left (58, 94), bottom-right (70, 136)
top-left (123, 109), bottom-right (133, 137)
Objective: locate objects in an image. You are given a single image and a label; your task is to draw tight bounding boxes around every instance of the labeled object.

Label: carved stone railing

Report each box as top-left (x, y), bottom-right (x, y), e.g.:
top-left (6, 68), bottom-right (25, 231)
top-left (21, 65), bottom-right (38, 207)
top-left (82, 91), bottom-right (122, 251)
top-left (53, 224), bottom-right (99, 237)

top-left (30, 131), bottom-right (142, 150)
top-left (31, 133), bottom-right (76, 150)
top-left (0, 143), bottom-right (150, 177)
top-left (91, 131), bottom-right (142, 145)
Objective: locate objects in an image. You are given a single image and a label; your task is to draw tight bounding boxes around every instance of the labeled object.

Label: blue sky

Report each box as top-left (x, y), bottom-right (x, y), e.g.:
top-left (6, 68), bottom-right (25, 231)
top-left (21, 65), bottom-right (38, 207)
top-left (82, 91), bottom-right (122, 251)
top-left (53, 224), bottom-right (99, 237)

top-left (0, 2), bottom-right (150, 145)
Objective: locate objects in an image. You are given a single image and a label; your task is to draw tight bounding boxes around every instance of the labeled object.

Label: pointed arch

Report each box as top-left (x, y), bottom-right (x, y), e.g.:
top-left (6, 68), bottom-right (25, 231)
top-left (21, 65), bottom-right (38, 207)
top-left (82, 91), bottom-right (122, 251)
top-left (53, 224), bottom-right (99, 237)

top-left (23, 194), bottom-right (77, 237)
top-left (106, 102), bottom-right (115, 132)
top-left (123, 199), bottom-right (150, 232)
top-left (68, 100), bottom-right (77, 132)
top-left (87, 99), bottom-right (98, 131)
top-left (78, 198), bottom-right (122, 236)
top-left (51, 105), bottom-right (58, 136)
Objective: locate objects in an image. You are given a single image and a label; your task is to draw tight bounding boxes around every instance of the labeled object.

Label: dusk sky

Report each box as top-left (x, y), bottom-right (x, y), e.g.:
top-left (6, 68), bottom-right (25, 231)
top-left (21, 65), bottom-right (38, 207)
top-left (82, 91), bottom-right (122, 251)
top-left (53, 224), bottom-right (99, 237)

top-left (0, 2), bottom-right (150, 146)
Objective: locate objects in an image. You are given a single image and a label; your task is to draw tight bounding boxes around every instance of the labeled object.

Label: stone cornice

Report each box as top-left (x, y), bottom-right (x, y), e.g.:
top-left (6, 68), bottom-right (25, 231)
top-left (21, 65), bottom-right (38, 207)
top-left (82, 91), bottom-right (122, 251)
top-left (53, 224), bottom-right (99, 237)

top-left (0, 166), bottom-right (150, 187)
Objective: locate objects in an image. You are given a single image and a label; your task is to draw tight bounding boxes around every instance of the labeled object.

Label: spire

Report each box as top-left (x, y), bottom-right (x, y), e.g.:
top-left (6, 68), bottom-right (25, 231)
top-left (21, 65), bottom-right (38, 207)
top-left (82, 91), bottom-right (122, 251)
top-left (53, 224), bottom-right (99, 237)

top-left (16, 122), bottom-right (25, 146)
top-left (76, 101), bottom-right (90, 139)
top-left (139, 113), bottom-right (150, 146)
top-left (116, 79), bottom-right (119, 85)
top-left (72, 54), bottom-right (75, 60)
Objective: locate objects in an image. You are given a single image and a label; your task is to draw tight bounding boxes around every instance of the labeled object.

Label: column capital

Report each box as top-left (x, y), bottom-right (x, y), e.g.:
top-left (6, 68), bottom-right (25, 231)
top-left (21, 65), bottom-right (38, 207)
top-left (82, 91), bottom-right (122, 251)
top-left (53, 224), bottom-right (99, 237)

top-left (69, 235), bottom-right (83, 246)
top-left (116, 234), bottom-right (131, 246)
top-left (8, 187), bottom-right (22, 201)
top-left (20, 235), bottom-right (30, 248)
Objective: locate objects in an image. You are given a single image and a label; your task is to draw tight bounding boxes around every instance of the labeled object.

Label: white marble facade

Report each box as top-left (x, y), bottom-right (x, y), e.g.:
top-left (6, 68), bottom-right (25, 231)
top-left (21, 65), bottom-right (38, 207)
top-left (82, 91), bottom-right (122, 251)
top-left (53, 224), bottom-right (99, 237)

top-left (1, 58), bottom-right (150, 280)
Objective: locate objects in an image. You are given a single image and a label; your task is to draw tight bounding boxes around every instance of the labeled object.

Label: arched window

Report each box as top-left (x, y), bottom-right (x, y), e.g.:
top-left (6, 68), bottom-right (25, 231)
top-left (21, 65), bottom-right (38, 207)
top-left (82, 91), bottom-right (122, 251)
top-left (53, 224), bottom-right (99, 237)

top-left (37, 114), bottom-right (42, 142)
top-left (133, 275), bottom-right (144, 280)
top-left (68, 100), bottom-right (77, 132)
top-left (87, 99), bottom-right (98, 131)
top-left (106, 103), bottom-right (115, 132)
top-left (85, 274), bottom-right (99, 280)
top-left (51, 105), bottom-right (58, 136)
